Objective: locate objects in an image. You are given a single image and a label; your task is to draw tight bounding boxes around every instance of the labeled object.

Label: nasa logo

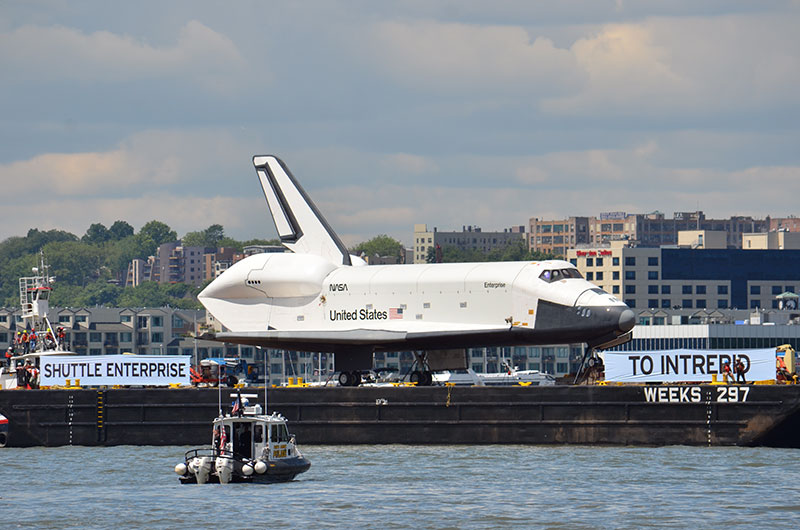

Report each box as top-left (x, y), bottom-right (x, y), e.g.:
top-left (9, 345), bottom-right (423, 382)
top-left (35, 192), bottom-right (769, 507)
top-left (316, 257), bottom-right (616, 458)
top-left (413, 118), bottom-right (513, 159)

top-left (329, 283), bottom-right (348, 292)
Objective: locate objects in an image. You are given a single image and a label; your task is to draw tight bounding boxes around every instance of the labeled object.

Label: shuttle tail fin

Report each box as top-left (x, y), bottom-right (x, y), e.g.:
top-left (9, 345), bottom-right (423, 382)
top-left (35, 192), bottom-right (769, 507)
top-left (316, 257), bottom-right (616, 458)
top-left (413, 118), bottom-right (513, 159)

top-left (253, 155), bottom-right (351, 266)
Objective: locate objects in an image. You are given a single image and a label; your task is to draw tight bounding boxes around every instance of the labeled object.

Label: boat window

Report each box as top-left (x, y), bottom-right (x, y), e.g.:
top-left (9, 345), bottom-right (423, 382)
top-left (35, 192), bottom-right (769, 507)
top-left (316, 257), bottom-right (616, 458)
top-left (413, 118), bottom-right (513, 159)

top-left (254, 424), bottom-right (264, 443)
top-left (272, 423), bottom-right (290, 443)
top-left (234, 423), bottom-right (253, 458)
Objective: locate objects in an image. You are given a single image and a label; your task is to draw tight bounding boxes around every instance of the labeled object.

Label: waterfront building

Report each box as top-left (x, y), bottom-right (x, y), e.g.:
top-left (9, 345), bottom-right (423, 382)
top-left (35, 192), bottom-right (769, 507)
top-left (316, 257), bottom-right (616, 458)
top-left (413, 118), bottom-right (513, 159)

top-left (412, 224), bottom-right (525, 264)
top-left (203, 247), bottom-right (243, 281)
top-left (127, 243), bottom-right (285, 288)
top-left (124, 257), bottom-right (153, 287)
top-left (0, 306), bottom-right (204, 356)
top-left (743, 231), bottom-right (800, 250)
top-left (153, 241), bottom-right (209, 287)
top-left (530, 211), bottom-right (769, 256)
top-left (567, 240), bottom-right (800, 311)
top-left (769, 216), bottom-right (800, 232)
top-left (610, 308), bottom-right (800, 353)
top-left (528, 216), bottom-right (590, 257)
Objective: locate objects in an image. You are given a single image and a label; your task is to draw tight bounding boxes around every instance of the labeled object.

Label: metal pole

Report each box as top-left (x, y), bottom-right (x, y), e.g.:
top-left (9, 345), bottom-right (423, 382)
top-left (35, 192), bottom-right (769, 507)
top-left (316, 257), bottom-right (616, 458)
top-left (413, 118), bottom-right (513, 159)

top-left (193, 313), bottom-right (198, 367)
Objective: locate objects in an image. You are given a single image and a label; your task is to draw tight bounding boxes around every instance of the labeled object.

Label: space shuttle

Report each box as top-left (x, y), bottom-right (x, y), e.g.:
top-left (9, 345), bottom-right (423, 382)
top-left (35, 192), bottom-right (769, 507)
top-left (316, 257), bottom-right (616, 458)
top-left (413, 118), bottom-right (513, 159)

top-left (198, 155), bottom-right (635, 385)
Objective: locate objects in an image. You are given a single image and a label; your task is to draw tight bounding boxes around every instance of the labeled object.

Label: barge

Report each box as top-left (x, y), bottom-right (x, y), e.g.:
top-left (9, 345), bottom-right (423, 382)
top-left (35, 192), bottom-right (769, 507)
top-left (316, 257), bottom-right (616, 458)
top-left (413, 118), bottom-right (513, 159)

top-left (1, 384), bottom-right (798, 448)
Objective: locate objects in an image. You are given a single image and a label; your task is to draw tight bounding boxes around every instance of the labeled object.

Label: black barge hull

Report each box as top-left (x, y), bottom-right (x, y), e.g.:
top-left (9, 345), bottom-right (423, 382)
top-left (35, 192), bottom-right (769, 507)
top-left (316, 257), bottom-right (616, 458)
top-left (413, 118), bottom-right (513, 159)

top-left (1, 385), bottom-right (799, 448)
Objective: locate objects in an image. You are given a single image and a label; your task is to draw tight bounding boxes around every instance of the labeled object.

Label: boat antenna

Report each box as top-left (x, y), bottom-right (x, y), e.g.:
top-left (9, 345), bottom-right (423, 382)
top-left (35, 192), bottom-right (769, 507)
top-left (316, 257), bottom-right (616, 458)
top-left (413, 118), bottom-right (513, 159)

top-left (217, 360), bottom-right (223, 417)
top-left (258, 346), bottom-right (267, 415)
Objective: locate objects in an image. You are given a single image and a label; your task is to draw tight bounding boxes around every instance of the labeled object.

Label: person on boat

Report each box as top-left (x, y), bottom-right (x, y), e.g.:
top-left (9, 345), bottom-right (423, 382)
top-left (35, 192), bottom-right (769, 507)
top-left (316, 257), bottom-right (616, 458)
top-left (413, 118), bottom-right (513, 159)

top-left (16, 361), bottom-right (28, 388)
top-left (57, 327), bottom-right (66, 348)
top-left (4, 347), bottom-right (12, 368)
top-left (26, 361), bottom-right (39, 389)
top-left (213, 426), bottom-right (222, 454)
top-left (21, 330), bottom-right (29, 354)
top-left (735, 358), bottom-right (747, 384)
top-left (776, 356), bottom-right (795, 383)
top-left (722, 361), bottom-right (734, 383)
top-left (45, 329), bottom-right (55, 350)
top-left (236, 423), bottom-right (252, 458)
top-left (15, 331), bottom-right (23, 352)
top-left (29, 329), bottom-right (37, 352)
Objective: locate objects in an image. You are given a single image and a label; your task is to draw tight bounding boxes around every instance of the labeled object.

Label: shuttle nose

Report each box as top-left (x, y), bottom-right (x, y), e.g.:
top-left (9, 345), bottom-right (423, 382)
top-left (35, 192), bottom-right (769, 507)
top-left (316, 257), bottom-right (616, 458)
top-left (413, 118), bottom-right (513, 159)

top-left (618, 308), bottom-right (635, 333)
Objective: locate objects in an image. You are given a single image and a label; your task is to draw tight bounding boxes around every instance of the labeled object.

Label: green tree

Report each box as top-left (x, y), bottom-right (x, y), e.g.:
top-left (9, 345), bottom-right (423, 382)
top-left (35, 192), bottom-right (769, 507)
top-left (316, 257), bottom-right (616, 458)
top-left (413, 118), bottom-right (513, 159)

top-left (70, 281), bottom-right (121, 307)
top-left (24, 228), bottom-right (78, 252)
top-left (139, 220), bottom-right (177, 247)
top-left (82, 223), bottom-right (110, 245)
top-left (426, 239), bottom-right (555, 264)
top-left (351, 235), bottom-right (404, 261)
top-left (182, 224), bottom-right (226, 249)
top-left (241, 238), bottom-right (281, 247)
top-left (133, 233), bottom-right (158, 258)
top-left (103, 236), bottom-right (141, 280)
top-left (204, 224), bottom-right (225, 248)
top-left (181, 230), bottom-right (206, 248)
top-left (0, 253), bottom-right (39, 306)
top-left (118, 282), bottom-right (169, 307)
top-left (43, 240), bottom-right (106, 286)
top-left (108, 220), bottom-right (134, 240)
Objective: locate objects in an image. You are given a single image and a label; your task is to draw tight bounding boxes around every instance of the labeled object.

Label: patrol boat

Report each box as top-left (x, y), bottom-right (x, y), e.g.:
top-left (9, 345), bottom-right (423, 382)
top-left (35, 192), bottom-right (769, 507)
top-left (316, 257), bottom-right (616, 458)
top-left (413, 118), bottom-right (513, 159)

top-left (174, 395), bottom-right (310, 484)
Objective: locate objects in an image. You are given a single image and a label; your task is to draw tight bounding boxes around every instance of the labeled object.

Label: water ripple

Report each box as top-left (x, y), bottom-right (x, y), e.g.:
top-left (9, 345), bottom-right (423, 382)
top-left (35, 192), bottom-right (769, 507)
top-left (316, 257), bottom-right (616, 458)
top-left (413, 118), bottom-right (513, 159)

top-left (1, 444), bottom-right (799, 529)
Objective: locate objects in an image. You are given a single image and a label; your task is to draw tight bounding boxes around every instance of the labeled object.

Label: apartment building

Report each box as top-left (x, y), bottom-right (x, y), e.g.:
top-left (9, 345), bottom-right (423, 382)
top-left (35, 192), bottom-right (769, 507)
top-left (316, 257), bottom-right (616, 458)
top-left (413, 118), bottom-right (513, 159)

top-left (530, 211), bottom-right (769, 255)
top-left (412, 224), bottom-right (525, 264)
top-left (528, 216), bottom-right (589, 257)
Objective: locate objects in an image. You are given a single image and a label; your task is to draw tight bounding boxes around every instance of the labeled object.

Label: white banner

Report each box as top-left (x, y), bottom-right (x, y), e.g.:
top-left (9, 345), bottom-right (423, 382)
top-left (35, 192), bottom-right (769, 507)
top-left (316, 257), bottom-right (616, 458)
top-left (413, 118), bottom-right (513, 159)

top-left (603, 349), bottom-right (776, 383)
top-left (40, 355), bottom-right (191, 386)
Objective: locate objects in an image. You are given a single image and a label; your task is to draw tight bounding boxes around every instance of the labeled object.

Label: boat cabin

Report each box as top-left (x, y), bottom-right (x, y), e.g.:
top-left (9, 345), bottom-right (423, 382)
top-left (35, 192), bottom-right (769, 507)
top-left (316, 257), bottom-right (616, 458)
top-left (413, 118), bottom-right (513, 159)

top-left (212, 406), bottom-right (296, 461)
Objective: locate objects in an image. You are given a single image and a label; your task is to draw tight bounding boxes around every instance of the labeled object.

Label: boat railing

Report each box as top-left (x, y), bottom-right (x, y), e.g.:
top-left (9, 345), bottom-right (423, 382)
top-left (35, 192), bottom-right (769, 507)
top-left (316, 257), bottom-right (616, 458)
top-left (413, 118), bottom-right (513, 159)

top-left (184, 447), bottom-right (252, 463)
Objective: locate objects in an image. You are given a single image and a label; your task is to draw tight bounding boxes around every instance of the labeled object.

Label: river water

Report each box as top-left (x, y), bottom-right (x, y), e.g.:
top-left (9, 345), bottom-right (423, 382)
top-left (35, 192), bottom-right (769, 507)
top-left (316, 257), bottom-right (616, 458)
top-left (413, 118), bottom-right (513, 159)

top-left (1, 444), bottom-right (798, 529)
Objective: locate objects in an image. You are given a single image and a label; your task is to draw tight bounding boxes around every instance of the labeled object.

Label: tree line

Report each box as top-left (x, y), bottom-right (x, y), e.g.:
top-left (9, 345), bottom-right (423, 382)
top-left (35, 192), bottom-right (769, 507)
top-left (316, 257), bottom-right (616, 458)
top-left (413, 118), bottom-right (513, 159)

top-left (0, 221), bottom-right (276, 309)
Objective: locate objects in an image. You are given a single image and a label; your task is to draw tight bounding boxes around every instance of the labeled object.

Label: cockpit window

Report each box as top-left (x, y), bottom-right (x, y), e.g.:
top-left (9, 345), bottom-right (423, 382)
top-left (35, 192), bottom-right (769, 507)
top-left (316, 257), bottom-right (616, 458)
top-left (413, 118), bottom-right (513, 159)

top-left (539, 268), bottom-right (583, 283)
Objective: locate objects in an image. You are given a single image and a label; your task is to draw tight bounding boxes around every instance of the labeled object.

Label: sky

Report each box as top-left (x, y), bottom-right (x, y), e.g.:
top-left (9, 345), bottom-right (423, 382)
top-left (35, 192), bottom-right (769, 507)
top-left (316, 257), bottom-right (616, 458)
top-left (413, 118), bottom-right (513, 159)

top-left (1, 1), bottom-right (799, 248)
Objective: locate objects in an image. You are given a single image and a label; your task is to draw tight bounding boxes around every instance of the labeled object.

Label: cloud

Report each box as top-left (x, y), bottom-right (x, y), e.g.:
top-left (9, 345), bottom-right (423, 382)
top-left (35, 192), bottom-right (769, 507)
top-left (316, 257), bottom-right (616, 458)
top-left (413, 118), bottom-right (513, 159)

top-left (0, 20), bottom-right (247, 92)
top-left (378, 153), bottom-right (438, 175)
top-left (0, 128), bottom-right (250, 197)
top-left (543, 13), bottom-right (800, 115)
top-left (542, 23), bottom-right (689, 113)
top-left (362, 12), bottom-right (799, 119)
top-left (366, 20), bottom-right (584, 95)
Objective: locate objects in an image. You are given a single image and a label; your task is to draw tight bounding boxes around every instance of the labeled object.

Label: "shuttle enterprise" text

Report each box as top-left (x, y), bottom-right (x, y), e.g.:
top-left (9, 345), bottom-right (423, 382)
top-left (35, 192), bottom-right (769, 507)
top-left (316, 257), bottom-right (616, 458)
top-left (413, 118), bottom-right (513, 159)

top-left (43, 360), bottom-right (187, 379)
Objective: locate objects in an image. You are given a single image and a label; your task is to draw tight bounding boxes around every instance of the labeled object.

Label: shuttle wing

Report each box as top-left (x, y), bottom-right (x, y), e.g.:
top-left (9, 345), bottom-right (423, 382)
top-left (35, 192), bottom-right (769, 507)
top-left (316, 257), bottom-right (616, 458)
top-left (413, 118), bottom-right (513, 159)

top-left (253, 155), bottom-right (352, 266)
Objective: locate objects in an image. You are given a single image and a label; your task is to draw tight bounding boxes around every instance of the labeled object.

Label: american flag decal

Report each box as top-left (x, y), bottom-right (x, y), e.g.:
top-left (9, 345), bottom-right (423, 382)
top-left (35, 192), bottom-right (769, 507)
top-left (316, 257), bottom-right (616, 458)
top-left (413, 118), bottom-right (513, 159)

top-left (389, 307), bottom-right (404, 319)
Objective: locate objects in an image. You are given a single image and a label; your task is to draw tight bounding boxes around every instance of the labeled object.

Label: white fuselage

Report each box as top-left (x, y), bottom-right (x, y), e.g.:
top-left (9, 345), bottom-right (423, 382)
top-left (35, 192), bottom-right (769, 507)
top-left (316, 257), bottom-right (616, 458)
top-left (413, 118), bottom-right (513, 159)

top-left (199, 252), bottom-right (633, 352)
